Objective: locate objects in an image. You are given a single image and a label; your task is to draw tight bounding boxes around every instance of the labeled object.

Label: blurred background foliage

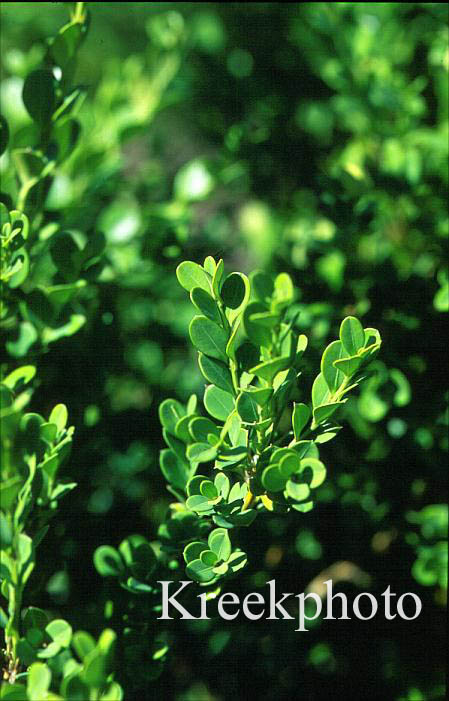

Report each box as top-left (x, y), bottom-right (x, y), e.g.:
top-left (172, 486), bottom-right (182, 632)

top-left (1, 2), bottom-right (447, 699)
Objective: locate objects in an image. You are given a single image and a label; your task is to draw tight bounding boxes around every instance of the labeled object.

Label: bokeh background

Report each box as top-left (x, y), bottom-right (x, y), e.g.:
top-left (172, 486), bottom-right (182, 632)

top-left (1, 3), bottom-right (448, 699)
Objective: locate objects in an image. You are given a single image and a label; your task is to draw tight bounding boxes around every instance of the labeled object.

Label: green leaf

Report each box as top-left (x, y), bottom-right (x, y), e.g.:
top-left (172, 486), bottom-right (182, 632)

top-left (189, 316), bottom-right (228, 362)
top-left (6, 321), bottom-right (37, 358)
top-left (279, 452), bottom-right (301, 478)
top-left (314, 424), bottom-right (342, 444)
top-left (101, 682), bottom-right (123, 700)
top-left (292, 403), bottom-right (311, 441)
top-left (10, 210), bottom-right (29, 240)
top-left (251, 312), bottom-right (281, 330)
top-left (0, 551), bottom-right (14, 584)
top-left (235, 341), bottom-right (260, 372)
top-left (188, 417), bottom-right (220, 443)
top-left (228, 482), bottom-right (247, 502)
top-left (220, 273), bottom-right (247, 309)
top-left (249, 311), bottom-right (280, 329)
top-left (174, 415), bottom-right (192, 443)
top-left (208, 528), bottom-right (231, 561)
top-left (227, 551), bottom-right (248, 573)
top-left (52, 86), bottom-right (86, 123)
top-left (236, 392), bottom-right (259, 423)
top-left (163, 433), bottom-right (187, 469)
top-left (204, 385), bottom-right (234, 421)
top-left (0, 475), bottom-right (23, 511)
top-left (270, 447), bottom-right (293, 463)
top-left (50, 21), bottom-right (82, 68)
top-left (51, 482), bottom-right (77, 500)
top-left (72, 631), bottom-right (96, 661)
top-left (214, 472), bottom-right (230, 499)
top-left (0, 513), bottom-right (12, 549)
top-left (17, 533), bottom-right (34, 577)
top-left (97, 628), bottom-right (117, 656)
top-left (261, 465), bottom-right (287, 492)
top-left (61, 673), bottom-right (90, 700)
top-left (1, 684), bottom-right (29, 699)
top-left (333, 355), bottom-right (363, 376)
top-left (159, 398), bottom-right (186, 435)
top-left (49, 404), bottom-right (68, 433)
top-left (0, 202), bottom-right (10, 228)
top-left (22, 70), bottom-right (55, 125)
top-left (186, 558), bottom-right (216, 583)
top-left (52, 118), bottom-right (81, 161)
top-left (186, 394), bottom-right (198, 415)
top-left (249, 356), bottom-right (290, 383)
top-left (186, 495), bottom-right (214, 513)
top-left (203, 256), bottom-right (216, 275)
top-left (25, 626), bottom-right (44, 648)
top-left (285, 481), bottom-right (310, 502)
top-left (390, 368), bottom-right (411, 407)
top-left (296, 333), bottom-right (308, 357)
top-left (0, 115), bottom-right (9, 155)
top-left (198, 353), bottom-right (234, 394)
top-left (244, 387), bottom-right (273, 407)
top-left (291, 501), bottom-right (314, 513)
top-left (272, 272), bottom-right (294, 310)
top-left (46, 619), bottom-right (72, 648)
top-left (243, 302), bottom-right (272, 348)
top-left (23, 607), bottom-right (49, 632)
top-left (200, 550), bottom-right (218, 568)
top-left (311, 373), bottom-right (331, 408)
top-left (200, 480), bottom-right (218, 499)
top-left (163, 429), bottom-right (187, 463)
top-left (116, 534), bottom-right (145, 567)
top-left (0, 385), bottom-right (14, 411)
top-left (17, 149), bottom-right (44, 189)
top-left (82, 649), bottom-right (108, 688)
top-left (300, 457), bottom-right (327, 488)
top-left (213, 561), bottom-right (229, 575)
top-left (27, 662), bottom-right (51, 701)
top-left (160, 449), bottom-right (191, 490)
top-left (226, 412), bottom-right (244, 446)
top-left (93, 546), bottom-right (124, 578)
top-left (364, 327), bottom-right (381, 347)
top-left (7, 247), bottom-right (29, 290)
top-left (2, 365), bottom-right (36, 391)
top-left (187, 443), bottom-right (217, 463)
top-left (292, 440), bottom-right (319, 459)
top-left (42, 314), bottom-right (86, 344)
top-left (216, 445), bottom-right (247, 467)
top-left (313, 401), bottom-right (346, 426)
top-left (187, 474), bottom-right (209, 496)
top-left (212, 259), bottom-right (224, 296)
top-left (121, 540), bottom-right (156, 581)
top-left (191, 287), bottom-right (221, 323)
top-left (340, 316), bottom-right (365, 356)
top-left (225, 318), bottom-right (245, 360)
top-left (250, 270), bottom-right (274, 303)
top-left (321, 340), bottom-right (347, 392)
top-left (229, 509), bottom-right (257, 527)
top-left (176, 261), bottom-right (211, 292)
top-left (183, 541), bottom-right (208, 563)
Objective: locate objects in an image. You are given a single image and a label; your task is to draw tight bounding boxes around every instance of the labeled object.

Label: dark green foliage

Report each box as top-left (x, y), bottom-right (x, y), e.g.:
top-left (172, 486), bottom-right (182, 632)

top-left (154, 257), bottom-right (382, 581)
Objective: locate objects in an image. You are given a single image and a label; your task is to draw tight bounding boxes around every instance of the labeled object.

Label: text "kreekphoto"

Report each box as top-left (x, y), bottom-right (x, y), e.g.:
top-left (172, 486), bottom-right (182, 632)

top-left (158, 579), bottom-right (423, 632)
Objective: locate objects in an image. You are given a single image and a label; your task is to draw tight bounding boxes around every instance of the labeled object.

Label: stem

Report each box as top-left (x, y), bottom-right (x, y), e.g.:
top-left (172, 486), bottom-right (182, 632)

top-left (216, 298), bottom-right (240, 396)
top-left (6, 578), bottom-right (22, 665)
top-left (72, 2), bottom-right (86, 22)
top-left (230, 359), bottom-right (239, 395)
